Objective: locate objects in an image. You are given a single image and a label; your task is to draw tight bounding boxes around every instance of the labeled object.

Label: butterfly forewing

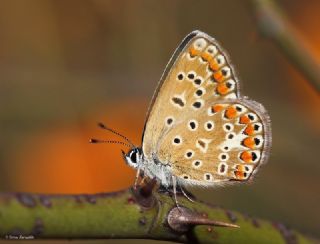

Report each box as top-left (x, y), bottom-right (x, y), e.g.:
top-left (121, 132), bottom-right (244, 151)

top-left (142, 30), bottom-right (271, 186)
top-left (143, 31), bottom-right (240, 159)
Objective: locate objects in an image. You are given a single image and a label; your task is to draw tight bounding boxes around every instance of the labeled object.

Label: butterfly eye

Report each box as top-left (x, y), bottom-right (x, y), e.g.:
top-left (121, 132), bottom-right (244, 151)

top-left (129, 150), bottom-right (138, 164)
top-left (130, 152), bottom-right (136, 163)
top-left (188, 120), bottom-right (198, 131)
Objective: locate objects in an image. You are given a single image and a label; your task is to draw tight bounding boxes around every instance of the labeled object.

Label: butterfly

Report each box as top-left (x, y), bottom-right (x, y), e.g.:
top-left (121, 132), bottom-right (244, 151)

top-left (91, 30), bottom-right (271, 202)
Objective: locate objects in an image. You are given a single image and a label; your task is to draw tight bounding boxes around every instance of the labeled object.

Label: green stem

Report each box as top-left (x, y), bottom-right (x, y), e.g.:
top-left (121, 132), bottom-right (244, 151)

top-left (0, 188), bottom-right (315, 243)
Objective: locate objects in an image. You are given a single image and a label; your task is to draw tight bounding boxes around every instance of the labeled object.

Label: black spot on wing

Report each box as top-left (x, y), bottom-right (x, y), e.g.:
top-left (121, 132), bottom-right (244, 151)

top-left (172, 97), bottom-right (185, 107)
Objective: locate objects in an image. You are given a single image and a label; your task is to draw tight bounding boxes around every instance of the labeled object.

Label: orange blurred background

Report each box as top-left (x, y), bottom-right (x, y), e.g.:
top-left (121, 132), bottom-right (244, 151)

top-left (0, 0), bottom-right (319, 240)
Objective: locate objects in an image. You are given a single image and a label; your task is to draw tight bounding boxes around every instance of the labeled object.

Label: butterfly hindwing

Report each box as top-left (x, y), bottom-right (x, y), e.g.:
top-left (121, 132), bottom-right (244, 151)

top-left (157, 99), bottom-right (270, 185)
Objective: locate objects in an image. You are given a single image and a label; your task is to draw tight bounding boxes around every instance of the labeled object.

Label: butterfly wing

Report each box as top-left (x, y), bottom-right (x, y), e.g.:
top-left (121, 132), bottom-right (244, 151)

top-left (155, 99), bottom-right (271, 185)
top-left (142, 31), bottom-right (240, 158)
top-left (142, 30), bottom-right (271, 186)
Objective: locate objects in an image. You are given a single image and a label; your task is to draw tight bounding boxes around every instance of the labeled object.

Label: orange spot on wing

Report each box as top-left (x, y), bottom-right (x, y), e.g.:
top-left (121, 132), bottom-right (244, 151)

top-left (189, 47), bottom-right (199, 57)
top-left (240, 115), bottom-right (250, 124)
top-left (225, 106), bottom-right (237, 119)
top-left (243, 137), bottom-right (255, 149)
top-left (217, 83), bottom-right (229, 95)
top-left (234, 165), bottom-right (246, 180)
top-left (212, 104), bottom-right (224, 113)
top-left (213, 70), bottom-right (224, 83)
top-left (201, 52), bottom-right (212, 62)
top-left (235, 170), bottom-right (245, 180)
top-left (244, 124), bottom-right (254, 135)
top-left (209, 60), bottom-right (219, 71)
top-left (240, 151), bottom-right (252, 163)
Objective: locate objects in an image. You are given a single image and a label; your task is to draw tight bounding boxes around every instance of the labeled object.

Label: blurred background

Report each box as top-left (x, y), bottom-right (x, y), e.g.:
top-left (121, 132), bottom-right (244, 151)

top-left (0, 0), bottom-right (319, 242)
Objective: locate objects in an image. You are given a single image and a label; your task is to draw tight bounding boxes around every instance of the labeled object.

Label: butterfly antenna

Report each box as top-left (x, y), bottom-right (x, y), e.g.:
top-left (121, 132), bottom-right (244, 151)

top-left (97, 122), bottom-right (135, 147)
top-left (89, 139), bottom-right (132, 148)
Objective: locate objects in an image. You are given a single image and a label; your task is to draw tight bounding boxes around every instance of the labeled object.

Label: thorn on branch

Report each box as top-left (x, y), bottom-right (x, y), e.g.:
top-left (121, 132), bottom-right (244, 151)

top-left (167, 206), bottom-right (240, 233)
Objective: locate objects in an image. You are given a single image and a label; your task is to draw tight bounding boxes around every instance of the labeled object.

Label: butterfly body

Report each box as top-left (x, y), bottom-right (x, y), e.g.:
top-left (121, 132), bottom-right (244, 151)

top-left (124, 147), bottom-right (173, 187)
top-left (123, 30), bottom-right (271, 190)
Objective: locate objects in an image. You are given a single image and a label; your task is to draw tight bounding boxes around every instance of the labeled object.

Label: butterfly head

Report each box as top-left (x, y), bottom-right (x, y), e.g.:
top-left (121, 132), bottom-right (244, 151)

top-left (122, 147), bottom-right (143, 169)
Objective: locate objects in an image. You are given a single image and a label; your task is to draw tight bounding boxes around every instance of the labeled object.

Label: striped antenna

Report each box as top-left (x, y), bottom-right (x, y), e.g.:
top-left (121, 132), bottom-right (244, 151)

top-left (89, 139), bottom-right (131, 148)
top-left (97, 122), bottom-right (135, 147)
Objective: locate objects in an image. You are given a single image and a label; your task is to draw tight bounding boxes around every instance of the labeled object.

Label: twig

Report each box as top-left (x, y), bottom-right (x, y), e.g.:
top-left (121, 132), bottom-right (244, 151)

top-left (0, 179), bottom-right (314, 243)
top-left (250, 0), bottom-right (320, 92)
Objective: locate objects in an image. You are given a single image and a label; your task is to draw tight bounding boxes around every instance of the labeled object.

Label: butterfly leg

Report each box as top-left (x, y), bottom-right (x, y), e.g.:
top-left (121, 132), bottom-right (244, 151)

top-left (171, 176), bottom-right (181, 209)
top-left (179, 184), bottom-right (195, 203)
top-left (133, 168), bottom-right (140, 189)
